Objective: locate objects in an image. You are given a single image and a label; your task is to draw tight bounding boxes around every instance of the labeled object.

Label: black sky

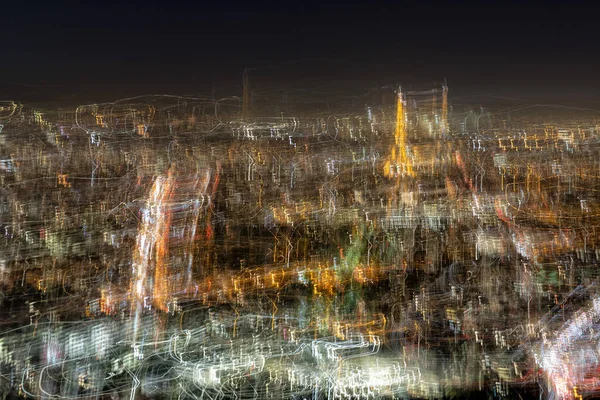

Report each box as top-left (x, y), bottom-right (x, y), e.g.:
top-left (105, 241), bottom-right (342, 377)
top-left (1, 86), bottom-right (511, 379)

top-left (2, 0), bottom-right (599, 103)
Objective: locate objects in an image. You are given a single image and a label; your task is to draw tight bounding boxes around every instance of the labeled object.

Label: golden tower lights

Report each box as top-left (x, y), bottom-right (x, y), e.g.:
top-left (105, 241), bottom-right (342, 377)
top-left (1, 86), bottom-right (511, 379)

top-left (441, 84), bottom-right (448, 135)
top-left (384, 88), bottom-right (414, 178)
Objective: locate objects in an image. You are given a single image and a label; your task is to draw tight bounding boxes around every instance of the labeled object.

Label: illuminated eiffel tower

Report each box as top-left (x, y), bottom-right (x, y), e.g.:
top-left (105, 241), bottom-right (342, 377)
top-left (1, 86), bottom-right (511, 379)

top-left (384, 88), bottom-right (414, 179)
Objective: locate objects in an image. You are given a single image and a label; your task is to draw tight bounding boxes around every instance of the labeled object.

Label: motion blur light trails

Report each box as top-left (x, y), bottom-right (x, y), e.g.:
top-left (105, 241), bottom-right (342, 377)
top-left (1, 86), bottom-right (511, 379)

top-left (3, 89), bottom-right (600, 399)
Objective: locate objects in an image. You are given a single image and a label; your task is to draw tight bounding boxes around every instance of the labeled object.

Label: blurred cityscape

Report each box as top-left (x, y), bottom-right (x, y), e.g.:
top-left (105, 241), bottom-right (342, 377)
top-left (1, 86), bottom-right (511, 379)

top-left (1, 83), bottom-right (600, 399)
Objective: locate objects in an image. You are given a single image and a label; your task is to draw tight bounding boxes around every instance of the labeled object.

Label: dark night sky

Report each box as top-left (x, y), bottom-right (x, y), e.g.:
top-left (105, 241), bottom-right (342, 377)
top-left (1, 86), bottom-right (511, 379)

top-left (2, 0), bottom-right (599, 103)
